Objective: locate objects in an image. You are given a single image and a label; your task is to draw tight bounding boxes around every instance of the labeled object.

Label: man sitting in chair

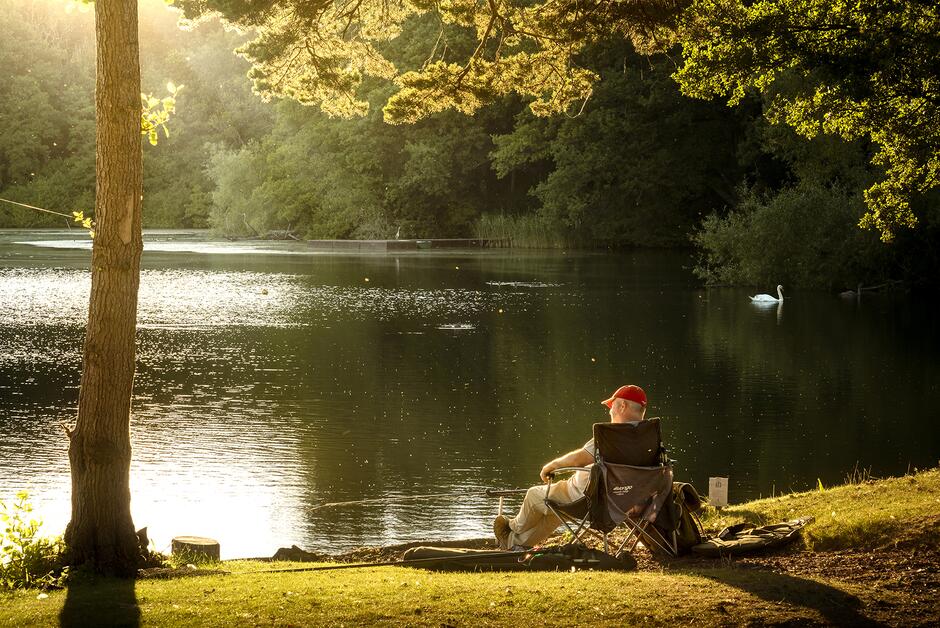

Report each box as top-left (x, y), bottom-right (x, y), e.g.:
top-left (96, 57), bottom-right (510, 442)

top-left (493, 384), bottom-right (648, 550)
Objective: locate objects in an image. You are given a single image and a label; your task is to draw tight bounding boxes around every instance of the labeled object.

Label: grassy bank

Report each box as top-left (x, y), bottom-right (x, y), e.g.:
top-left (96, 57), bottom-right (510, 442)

top-left (700, 466), bottom-right (940, 552)
top-left (2, 468), bottom-right (938, 627)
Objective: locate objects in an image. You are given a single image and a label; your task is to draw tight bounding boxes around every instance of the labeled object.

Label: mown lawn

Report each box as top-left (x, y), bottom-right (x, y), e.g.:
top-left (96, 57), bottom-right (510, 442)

top-left (2, 564), bottom-right (894, 627)
top-left (2, 467), bottom-right (937, 627)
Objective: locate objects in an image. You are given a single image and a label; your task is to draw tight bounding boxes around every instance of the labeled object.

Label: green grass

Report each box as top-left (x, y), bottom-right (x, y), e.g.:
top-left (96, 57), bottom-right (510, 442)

top-left (1, 467), bottom-right (937, 627)
top-left (700, 467), bottom-right (940, 551)
top-left (475, 213), bottom-right (574, 249)
top-left (0, 564), bottom-right (884, 627)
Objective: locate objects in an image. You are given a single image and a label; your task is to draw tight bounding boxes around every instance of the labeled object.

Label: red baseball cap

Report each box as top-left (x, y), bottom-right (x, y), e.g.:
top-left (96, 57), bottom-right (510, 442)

top-left (601, 384), bottom-right (647, 408)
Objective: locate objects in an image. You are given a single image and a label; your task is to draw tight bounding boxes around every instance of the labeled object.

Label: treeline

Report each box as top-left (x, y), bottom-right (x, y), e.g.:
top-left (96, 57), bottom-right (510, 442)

top-left (1, 0), bottom-right (937, 289)
top-left (0, 0), bottom-right (271, 229)
top-left (205, 30), bottom-right (753, 246)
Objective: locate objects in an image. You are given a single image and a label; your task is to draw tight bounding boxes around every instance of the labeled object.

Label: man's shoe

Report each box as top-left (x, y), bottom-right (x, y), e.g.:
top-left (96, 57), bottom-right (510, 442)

top-left (493, 515), bottom-right (512, 550)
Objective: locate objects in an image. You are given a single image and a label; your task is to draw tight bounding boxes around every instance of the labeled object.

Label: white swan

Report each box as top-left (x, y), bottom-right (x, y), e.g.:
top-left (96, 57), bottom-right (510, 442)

top-left (750, 285), bottom-right (784, 302)
top-left (839, 283), bottom-right (862, 299)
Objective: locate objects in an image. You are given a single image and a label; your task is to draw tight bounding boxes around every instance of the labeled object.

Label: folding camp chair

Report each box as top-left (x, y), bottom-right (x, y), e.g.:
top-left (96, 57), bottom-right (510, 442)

top-left (543, 418), bottom-right (677, 557)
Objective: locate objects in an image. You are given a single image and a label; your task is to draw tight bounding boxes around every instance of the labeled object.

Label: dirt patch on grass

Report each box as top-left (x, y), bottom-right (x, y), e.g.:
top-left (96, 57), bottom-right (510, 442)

top-left (738, 546), bottom-right (939, 590)
top-left (745, 545), bottom-right (940, 624)
top-left (635, 545), bottom-right (940, 627)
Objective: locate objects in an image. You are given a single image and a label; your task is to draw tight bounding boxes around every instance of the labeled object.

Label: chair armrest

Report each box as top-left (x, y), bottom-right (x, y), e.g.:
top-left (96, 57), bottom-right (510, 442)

top-left (547, 466), bottom-right (591, 477)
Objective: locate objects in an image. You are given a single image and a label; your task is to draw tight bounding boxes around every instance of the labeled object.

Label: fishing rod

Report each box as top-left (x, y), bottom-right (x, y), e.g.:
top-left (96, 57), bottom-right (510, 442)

top-left (484, 488), bottom-right (528, 497)
top-left (308, 487), bottom-right (529, 511)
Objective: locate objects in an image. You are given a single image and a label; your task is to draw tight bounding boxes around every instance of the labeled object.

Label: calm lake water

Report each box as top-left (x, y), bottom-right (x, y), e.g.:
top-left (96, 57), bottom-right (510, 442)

top-left (1, 229), bottom-right (938, 558)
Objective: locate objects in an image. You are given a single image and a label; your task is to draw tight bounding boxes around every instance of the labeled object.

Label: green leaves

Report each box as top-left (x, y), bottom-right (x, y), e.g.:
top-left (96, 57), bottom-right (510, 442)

top-left (175, 1), bottom-right (682, 122)
top-left (676, 0), bottom-right (940, 241)
top-left (692, 178), bottom-right (889, 290)
top-left (176, 1), bottom-right (939, 242)
top-left (0, 492), bottom-right (65, 590)
top-left (141, 82), bottom-right (184, 146)
top-left (72, 210), bottom-right (94, 238)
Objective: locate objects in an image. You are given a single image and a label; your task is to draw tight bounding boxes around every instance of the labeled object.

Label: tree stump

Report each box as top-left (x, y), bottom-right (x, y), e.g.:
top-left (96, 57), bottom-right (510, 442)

top-left (171, 536), bottom-right (220, 562)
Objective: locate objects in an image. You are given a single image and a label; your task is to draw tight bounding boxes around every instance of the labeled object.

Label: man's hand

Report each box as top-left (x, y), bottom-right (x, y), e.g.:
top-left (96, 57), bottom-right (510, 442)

top-left (539, 462), bottom-right (556, 483)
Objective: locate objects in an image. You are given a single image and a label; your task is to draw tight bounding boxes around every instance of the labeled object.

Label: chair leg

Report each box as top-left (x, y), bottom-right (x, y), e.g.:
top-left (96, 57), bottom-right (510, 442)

top-left (546, 504), bottom-right (591, 545)
top-left (617, 518), bottom-right (677, 557)
top-left (545, 505), bottom-right (615, 549)
top-left (616, 523), bottom-right (641, 556)
top-left (613, 520), bottom-right (640, 557)
top-left (638, 521), bottom-right (677, 557)
top-left (617, 530), bottom-right (639, 556)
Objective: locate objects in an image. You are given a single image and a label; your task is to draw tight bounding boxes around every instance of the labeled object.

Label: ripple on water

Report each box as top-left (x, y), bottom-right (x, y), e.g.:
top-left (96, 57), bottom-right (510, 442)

top-left (485, 280), bottom-right (560, 288)
top-left (0, 267), bottom-right (533, 329)
top-left (436, 323), bottom-right (476, 331)
top-left (0, 265), bottom-right (539, 555)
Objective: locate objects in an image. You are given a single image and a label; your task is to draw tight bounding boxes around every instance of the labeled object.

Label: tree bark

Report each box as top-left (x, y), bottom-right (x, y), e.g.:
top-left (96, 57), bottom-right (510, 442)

top-left (64, 0), bottom-right (143, 576)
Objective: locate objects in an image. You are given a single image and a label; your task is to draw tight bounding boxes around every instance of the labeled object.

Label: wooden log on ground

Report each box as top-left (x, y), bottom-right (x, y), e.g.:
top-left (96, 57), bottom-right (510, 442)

top-left (171, 536), bottom-right (220, 561)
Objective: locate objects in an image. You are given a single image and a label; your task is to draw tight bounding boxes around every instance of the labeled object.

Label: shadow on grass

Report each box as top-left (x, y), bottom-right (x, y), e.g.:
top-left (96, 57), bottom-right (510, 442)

top-left (59, 576), bottom-right (139, 628)
top-left (690, 566), bottom-right (887, 627)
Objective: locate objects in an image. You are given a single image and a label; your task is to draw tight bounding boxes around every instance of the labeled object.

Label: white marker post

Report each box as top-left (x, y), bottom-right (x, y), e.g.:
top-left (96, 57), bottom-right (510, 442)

top-left (709, 477), bottom-right (729, 508)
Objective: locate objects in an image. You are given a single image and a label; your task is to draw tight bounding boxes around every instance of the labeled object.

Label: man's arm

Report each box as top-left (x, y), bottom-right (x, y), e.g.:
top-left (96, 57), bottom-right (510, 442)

top-left (539, 447), bottom-right (594, 483)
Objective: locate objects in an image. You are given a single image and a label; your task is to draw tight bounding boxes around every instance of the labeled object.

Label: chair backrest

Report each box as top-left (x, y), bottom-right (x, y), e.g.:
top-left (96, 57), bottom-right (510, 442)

top-left (593, 419), bottom-right (665, 467)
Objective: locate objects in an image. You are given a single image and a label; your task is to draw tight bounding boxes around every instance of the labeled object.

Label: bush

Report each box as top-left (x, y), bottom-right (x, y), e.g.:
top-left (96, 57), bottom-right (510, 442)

top-left (0, 491), bottom-right (66, 589)
top-left (692, 182), bottom-right (887, 289)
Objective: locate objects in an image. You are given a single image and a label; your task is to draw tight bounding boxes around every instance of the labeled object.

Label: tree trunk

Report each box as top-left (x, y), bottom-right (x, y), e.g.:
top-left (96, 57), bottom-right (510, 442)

top-left (64, 0), bottom-right (143, 576)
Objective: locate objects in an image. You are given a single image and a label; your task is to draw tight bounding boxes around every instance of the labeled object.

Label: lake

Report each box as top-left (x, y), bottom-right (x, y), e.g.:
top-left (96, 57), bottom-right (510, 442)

top-left (1, 229), bottom-right (938, 558)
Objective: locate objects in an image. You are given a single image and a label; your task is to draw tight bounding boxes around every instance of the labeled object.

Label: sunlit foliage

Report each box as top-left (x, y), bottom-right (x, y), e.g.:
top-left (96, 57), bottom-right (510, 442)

top-left (71, 209), bottom-right (94, 238)
top-left (177, 0), bottom-right (940, 242)
top-left (676, 0), bottom-right (940, 241)
top-left (204, 32), bottom-right (752, 243)
top-left (0, 0), bottom-right (273, 229)
top-left (0, 491), bottom-right (65, 590)
top-left (141, 82), bottom-right (184, 146)
top-left (2, 0), bottom-right (939, 285)
top-left (176, 0), bottom-right (686, 121)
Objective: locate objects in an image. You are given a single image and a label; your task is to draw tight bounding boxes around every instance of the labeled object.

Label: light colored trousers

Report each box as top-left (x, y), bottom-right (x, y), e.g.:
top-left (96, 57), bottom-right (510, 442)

top-left (508, 479), bottom-right (581, 548)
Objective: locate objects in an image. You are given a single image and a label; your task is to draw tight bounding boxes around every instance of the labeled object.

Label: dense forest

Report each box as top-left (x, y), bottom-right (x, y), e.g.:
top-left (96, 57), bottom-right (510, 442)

top-left (0, 0), bottom-right (937, 289)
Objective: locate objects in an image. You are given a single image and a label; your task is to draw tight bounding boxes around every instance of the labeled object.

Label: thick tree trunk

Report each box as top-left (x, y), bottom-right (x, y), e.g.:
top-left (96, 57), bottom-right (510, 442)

top-left (64, 0), bottom-right (143, 576)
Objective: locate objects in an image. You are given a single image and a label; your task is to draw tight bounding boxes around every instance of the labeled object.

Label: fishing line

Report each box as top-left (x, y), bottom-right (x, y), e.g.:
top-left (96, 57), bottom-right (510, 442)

top-left (0, 196), bottom-right (74, 219)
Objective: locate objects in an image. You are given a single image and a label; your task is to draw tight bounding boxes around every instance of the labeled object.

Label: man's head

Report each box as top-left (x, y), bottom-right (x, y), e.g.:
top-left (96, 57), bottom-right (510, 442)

top-left (601, 384), bottom-right (647, 423)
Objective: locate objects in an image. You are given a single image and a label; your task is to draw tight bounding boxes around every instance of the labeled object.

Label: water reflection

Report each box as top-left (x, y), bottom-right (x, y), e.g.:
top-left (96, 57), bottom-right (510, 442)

top-left (1, 232), bottom-right (938, 557)
top-left (749, 299), bottom-right (783, 323)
